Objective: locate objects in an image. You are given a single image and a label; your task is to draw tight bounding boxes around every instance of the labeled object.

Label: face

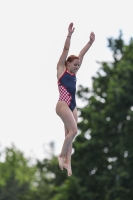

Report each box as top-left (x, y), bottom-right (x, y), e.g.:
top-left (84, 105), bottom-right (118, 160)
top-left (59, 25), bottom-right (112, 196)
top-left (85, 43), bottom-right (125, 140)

top-left (67, 59), bottom-right (80, 73)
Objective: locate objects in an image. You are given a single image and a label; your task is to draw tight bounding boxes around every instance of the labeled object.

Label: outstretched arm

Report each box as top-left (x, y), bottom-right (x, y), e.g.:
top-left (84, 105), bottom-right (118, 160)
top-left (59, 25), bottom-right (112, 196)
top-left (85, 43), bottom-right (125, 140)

top-left (57, 23), bottom-right (75, 70)
top-left (78, 32), bottom-right (95, 65)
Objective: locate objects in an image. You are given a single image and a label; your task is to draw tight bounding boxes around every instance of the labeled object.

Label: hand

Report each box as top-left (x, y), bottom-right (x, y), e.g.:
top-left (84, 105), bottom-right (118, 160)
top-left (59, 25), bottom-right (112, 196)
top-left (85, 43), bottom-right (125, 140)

top-left (89, 32), bottom-right (95, 43)
top-left (68, 23), bottom-right (75, 35)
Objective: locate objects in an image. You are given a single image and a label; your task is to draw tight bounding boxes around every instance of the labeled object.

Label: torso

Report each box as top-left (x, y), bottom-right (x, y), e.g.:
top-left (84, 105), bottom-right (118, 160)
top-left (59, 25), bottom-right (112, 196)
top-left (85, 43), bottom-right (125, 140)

top-left (57, 68), bottom-right (76, 111)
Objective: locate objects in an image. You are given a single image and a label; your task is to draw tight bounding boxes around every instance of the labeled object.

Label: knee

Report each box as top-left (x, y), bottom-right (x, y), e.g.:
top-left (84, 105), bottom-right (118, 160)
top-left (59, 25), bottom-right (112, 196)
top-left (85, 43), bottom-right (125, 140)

top-left (70, 127), bottom-right (78, 137)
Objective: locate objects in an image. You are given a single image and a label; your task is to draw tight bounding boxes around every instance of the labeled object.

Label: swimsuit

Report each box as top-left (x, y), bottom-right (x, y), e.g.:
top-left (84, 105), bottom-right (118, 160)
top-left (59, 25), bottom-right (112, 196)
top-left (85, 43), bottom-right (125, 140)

top-left (58, 69), bottom-right (76, 111)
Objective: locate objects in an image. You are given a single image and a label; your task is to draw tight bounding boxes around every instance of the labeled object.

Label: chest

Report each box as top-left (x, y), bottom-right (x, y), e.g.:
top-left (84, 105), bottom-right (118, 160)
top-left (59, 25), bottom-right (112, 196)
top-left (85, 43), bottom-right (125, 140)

top-left (60, 73), bottom-right (76, 84)
top-left (59, 73), bottom-right (77, 92)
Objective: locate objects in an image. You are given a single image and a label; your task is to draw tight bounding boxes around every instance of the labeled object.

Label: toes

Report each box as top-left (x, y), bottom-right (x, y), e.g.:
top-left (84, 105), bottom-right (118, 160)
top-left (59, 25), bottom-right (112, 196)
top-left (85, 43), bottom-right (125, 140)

top-left (68, 169), bottom-right (72, 176)
top-left (63, 163), bottom-right (72, 176)
top-left (58, 156), bottom-right (64, 170)
top-left (63, 163), bottom-right (67, 169)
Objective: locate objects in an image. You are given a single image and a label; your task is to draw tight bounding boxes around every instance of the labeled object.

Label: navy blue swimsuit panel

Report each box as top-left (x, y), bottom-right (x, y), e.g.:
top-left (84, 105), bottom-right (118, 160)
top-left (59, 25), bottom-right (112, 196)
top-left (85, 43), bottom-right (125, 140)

top-left (58, 70), bottom-right (76, 111)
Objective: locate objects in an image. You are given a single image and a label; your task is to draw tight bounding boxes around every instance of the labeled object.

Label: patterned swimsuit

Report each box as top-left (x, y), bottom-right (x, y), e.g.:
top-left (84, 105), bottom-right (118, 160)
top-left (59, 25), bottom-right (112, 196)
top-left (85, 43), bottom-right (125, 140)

top-left (58, 69), bottom-right (76, 111)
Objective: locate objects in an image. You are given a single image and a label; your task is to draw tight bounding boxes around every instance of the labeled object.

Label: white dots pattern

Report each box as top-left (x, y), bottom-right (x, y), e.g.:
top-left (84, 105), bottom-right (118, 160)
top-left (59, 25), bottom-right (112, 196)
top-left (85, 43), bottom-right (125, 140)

top-left (58, 85), bottom-right (72, 105)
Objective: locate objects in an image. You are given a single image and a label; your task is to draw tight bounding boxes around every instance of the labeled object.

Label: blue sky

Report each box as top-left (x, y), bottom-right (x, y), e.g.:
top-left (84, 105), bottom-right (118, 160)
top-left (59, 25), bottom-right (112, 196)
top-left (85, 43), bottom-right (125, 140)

top-left (0, 0), bottom-right (133, 160)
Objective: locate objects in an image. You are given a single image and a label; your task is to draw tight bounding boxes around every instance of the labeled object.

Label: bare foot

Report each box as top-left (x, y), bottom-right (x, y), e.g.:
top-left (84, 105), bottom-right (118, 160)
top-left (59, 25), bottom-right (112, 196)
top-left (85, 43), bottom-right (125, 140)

top-left (63, 163), bottom-right (72, 176)
top-left (58, 156), bottom-right (65, 170)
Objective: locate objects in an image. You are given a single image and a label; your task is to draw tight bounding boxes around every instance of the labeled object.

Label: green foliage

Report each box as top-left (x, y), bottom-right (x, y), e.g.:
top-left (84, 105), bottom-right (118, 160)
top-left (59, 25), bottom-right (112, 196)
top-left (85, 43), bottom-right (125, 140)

top-left (0, 144), bottom-right (37, 200)
top-left (32, 155), bottom-right (68, 200)
top-left (1, 32), bottom-right (133, 200)
top-left (0, 173), bottom-right (29, 200)
top-left (71, 33), bottom-right (133, 199)
top-left (51, 33), bottom-right (133, 199)
top-left (0, 144), bottom-right (36, 187)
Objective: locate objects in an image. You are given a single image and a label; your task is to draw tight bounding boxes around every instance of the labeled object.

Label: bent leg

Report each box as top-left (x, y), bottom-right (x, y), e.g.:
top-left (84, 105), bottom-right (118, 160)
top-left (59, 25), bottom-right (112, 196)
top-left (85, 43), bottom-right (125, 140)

top-left (56, 102), bottom-right (78, 171)
top-left (64, 107), bottom-right (78, 176)
top-left (65, 107), bottom-right (78, 161)
top-left (63, 125), bottom-right (72, 176)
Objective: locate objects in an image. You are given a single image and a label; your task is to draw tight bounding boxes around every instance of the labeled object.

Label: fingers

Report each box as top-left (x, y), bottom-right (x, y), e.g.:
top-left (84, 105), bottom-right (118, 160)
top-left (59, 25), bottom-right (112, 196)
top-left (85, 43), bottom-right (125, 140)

top-left (68, 22), bottom-right (75, 33)
top-left (69, 22), bottom-right (73, 27)
top-left (90, 32), bottom-right (95, 42)
top-left (90, 32), bottom-right (95, 37)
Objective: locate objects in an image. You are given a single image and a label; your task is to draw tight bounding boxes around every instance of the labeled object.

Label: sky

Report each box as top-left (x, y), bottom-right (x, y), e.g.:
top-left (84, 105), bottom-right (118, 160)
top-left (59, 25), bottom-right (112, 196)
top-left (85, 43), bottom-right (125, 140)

top-left (0, 0), bottom-right (133, 160)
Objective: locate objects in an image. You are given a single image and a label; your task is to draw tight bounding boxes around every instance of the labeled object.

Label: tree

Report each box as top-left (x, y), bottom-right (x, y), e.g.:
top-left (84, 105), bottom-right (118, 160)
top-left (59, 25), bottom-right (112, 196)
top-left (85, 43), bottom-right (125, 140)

top-left (0, 142), bottom-right (68, 200)
top-left (52, 33), bottom-right (133, 199)
top-left (0, 144), bottom-right (37, 200)
top-left (0, 173), bottom-right (29, 200)
top-left (0, 144), bottom-right (36, 186)
top-left (30, 142), bottom-right (68, 200)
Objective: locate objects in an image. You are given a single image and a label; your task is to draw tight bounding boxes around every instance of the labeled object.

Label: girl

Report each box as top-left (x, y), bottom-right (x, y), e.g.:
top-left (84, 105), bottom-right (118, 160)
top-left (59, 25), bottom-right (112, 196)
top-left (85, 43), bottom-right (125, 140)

top-left (56, 22), bottom-right (95, 176)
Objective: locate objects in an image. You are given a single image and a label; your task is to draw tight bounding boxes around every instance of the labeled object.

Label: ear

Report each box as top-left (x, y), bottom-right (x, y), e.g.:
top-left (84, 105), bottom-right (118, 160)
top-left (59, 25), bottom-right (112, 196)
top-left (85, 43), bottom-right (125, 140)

top-left (67, 61), bottom-right (70, 66)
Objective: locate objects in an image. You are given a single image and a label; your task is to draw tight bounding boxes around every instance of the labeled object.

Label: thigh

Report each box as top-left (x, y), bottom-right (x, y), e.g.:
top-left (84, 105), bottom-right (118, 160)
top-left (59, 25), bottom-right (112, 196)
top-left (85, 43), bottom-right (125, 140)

top-left (64, 107), bottom-right (78, 136)
top-left (56, 101), bottom-right (77, 132)
top-left (73, 107), bottom-right (78, 123)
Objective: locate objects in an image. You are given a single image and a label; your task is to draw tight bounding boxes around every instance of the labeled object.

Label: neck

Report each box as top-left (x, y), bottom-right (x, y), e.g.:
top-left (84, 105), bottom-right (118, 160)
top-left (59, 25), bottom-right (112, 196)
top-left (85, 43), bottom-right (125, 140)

top-left (66, 69), bottom-right (74, 75)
